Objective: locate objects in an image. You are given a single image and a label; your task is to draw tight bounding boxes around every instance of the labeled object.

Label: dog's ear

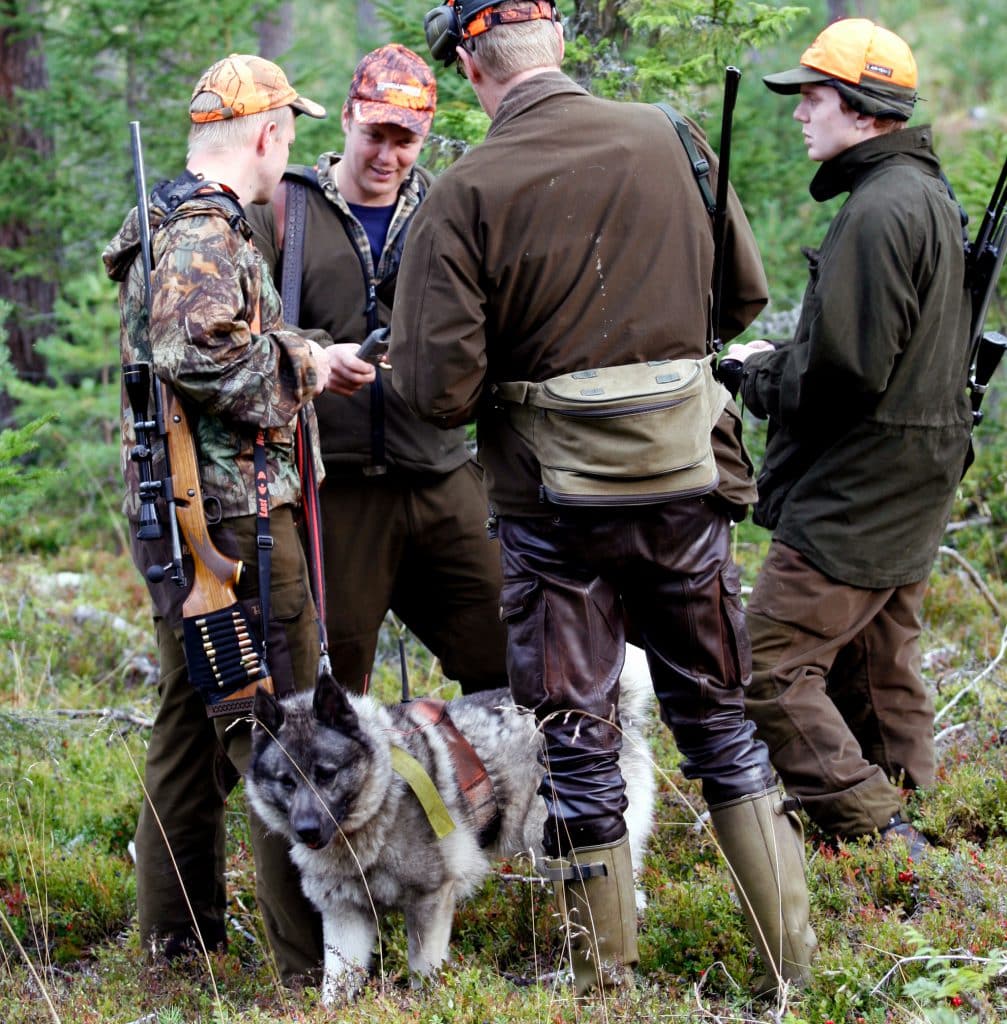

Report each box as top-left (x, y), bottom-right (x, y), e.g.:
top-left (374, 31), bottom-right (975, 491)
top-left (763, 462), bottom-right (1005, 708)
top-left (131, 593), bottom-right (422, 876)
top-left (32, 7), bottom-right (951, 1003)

top-left (253, 684), bottom-right (284, 737)
top-left (313, 673), bottom-right (370, 747)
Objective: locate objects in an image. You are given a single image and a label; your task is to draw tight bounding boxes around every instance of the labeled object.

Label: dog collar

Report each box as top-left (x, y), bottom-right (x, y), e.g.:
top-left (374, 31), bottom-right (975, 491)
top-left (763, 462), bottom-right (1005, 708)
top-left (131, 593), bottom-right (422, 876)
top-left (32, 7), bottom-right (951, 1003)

top-left (390, 745), bottom-right (456, 840)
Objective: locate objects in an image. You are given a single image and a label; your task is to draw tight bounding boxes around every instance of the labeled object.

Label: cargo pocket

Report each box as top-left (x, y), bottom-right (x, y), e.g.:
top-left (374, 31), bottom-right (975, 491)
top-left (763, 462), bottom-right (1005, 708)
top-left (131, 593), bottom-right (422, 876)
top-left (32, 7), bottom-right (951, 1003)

top-left (499, 576), bottom-right (545, 707)
top-left (239, 575), bottom-right (309, 700)
top-left (720, 561), bottom-right (752, 689)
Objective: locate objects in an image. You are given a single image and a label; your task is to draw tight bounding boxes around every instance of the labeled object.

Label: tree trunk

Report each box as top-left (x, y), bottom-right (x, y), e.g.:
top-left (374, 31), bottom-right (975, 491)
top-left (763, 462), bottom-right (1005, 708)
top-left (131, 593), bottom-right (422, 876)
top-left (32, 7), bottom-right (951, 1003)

top-left (257, 1), bottom-right (294, 60)
top-left (826, 0), bottom-right (861, 23)
top-left (0, 0), bottom-right (56, 408)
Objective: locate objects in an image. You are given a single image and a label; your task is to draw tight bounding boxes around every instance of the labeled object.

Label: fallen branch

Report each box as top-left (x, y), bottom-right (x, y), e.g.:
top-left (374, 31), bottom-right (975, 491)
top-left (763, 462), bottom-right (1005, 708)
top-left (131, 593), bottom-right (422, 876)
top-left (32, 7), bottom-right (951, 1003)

top-left (51, 707), bottom-right (154, 730)
top-left (937, 545), bottom-right (1003, 619)
top-left (945, 515), bottom-right (993, 533)
top-left (934, 620), bottom-right (1007, 725)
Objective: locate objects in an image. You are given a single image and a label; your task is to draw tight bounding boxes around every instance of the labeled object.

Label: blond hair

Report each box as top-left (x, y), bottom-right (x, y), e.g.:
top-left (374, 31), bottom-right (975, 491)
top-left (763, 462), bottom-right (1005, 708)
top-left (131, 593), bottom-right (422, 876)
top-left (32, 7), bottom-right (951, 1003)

top-left (187, 95), bottom-right (293, 154)
top-left (468, 1), bottom-right (562, 81)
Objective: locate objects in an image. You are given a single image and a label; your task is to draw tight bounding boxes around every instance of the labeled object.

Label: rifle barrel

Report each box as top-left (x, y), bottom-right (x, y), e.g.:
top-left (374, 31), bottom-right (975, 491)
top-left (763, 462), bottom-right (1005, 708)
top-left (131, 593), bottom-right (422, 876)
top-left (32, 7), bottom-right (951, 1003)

top-left (129, 122), bottom-right (154, 312)
top-left (711, 66), bottom-right (742, 350)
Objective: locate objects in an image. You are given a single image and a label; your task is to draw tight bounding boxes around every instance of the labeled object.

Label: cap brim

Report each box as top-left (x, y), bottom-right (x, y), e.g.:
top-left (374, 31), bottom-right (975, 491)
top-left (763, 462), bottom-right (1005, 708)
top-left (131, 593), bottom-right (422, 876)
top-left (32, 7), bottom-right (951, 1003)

top-left (291, 96), bottom-right (327, 119)
top-left (763, 66), bottom-right (833, 94)
top-left (350, 99), bottom-right (433, 136)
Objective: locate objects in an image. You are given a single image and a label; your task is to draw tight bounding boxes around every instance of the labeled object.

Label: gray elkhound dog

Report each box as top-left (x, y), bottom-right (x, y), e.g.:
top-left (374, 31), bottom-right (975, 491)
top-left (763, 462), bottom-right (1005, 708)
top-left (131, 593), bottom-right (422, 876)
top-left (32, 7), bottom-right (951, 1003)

top-left (246, 644), bottom-right (657, 1002)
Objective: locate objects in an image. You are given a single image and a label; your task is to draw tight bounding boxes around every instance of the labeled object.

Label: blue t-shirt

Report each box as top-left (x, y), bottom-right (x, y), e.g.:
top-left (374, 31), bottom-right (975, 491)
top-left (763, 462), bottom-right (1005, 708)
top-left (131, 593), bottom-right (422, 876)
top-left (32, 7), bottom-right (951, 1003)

top-left (348, 201), bottom-right (396, 264)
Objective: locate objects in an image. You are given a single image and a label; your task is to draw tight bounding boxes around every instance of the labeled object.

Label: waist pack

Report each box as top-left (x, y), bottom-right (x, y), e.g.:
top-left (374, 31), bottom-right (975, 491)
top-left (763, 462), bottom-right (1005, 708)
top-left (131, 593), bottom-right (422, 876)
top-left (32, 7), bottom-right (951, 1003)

top-left (494, 356), bottom-right (729, 506)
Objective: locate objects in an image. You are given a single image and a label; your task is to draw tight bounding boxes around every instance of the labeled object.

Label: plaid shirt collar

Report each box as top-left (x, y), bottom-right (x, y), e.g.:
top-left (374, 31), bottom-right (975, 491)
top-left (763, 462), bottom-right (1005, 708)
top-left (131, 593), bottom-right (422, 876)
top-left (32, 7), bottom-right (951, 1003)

top-left (315, 151), bottom-right (424, 278)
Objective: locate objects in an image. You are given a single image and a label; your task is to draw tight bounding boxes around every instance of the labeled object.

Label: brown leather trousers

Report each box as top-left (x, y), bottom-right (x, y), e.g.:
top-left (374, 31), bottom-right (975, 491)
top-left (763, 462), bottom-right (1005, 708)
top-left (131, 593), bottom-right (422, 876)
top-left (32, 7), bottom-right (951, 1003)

top-left (498, 497), bottom-right (775, 856)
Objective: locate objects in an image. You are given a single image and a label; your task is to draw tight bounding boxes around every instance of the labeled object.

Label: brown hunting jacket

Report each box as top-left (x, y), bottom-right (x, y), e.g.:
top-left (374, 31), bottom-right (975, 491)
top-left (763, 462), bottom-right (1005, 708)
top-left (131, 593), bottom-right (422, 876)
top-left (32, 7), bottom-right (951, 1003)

top-left (390, 71), bottom-right (769, 517)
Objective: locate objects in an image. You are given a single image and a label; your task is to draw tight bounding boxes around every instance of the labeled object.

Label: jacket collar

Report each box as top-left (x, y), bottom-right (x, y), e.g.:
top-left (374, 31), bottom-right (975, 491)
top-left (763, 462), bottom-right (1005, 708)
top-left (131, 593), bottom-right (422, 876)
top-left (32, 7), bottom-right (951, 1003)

top-left (314, 151), bottom-right (427, 213)
top-left (809, 124), bottom-right (940, 202)
top-left (487, 69), bottom-right (587, 138)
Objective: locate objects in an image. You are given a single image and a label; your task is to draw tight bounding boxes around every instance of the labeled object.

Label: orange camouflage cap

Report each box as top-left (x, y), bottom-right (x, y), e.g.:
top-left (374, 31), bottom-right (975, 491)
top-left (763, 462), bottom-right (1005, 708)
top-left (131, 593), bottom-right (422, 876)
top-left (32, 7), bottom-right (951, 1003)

top-left (190, 53), bottom-right (326, 124)
top-left (346, 44), bottom-right (437, 137)
top-left (764, 19), bottom-right (918, 119)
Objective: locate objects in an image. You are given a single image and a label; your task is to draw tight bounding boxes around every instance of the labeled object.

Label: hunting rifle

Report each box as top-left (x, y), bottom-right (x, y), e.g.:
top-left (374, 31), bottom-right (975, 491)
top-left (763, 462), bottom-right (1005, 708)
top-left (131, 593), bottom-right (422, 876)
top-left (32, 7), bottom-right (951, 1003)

top-left (964, 152), bottom-right (1007, 430)
top-left (711, 65), bottom-right (742, 354)
top-left (125, 121), bottom-right (272, 716)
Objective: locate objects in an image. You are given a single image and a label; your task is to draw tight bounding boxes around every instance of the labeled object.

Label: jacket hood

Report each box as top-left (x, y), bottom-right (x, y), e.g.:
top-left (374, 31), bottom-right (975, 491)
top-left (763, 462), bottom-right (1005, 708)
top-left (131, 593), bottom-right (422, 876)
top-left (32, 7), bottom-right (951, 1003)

top-left (103, 207), bottom-right (143, 283)
top-left (809, 124), bottom-right (940, 202)
top-left (103, 173), bottom-right (244, 282)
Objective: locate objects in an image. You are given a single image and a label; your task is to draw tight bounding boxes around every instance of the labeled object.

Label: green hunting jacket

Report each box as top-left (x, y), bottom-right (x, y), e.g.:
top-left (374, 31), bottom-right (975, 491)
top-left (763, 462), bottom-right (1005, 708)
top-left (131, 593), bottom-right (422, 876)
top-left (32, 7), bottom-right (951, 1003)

top-left (390, 70), bottom-right (769, 518)
top-left (246, 155), bottom-right (471, 477)
top-left (104, 177), bottom-right (324, 527)
top-left (737, 126), bottom-right (973, 588)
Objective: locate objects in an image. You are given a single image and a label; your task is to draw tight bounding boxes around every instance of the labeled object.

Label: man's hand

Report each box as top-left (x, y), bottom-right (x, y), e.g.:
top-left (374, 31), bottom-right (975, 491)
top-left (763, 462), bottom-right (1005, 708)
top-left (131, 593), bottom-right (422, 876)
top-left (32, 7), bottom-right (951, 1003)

top-left (322, 343), bottom-right (379, 397)
top-left (725, 339), bottom-right (776, 364)
top-left (716, 340), bottom-right (775, 397)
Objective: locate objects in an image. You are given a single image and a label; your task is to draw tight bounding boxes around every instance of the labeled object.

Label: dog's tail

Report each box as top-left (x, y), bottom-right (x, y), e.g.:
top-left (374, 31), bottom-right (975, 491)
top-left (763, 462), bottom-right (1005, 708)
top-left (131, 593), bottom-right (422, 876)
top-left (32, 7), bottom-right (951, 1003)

top-left (617, 643), bottom-right (654, 727)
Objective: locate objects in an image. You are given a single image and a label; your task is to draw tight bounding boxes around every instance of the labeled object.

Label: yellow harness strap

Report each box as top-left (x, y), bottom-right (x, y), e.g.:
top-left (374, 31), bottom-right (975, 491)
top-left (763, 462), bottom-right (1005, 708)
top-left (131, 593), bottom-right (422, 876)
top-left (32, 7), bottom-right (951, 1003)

top-left (390, 745), bottom-right (456, 840)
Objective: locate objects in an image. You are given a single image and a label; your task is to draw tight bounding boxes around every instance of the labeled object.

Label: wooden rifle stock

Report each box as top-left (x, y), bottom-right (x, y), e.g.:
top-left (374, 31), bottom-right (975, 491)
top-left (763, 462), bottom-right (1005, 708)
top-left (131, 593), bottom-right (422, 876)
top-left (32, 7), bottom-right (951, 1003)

top-left (159, 379), bottom-right (275, 714)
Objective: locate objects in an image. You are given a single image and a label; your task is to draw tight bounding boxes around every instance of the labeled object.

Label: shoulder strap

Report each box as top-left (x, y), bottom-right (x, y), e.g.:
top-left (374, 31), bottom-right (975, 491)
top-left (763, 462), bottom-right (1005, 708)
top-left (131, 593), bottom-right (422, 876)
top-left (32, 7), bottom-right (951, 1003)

top-left (270, 166), bottom-right (331, 679)
top-left (278, 180), bottom-right (308, 326)
top-left (655, 102), bottom-right (717, 217)
top-left (153, 172), bottom-right (249, 237)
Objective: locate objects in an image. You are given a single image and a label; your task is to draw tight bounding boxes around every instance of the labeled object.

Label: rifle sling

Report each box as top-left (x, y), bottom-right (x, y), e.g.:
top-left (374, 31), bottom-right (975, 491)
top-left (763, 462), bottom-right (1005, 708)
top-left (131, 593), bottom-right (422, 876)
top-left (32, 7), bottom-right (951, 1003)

top-left (655, 102), bottom-right (717, 216)
top-left (277, 176), bottom-right (331, 676)
top-left (253, 429), bottom-right (273, 672)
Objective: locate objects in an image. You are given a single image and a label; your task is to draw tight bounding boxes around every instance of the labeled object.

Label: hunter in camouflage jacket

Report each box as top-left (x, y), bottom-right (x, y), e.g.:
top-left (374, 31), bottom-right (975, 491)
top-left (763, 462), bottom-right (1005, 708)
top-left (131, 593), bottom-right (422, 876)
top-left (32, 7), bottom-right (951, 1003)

top-left (103, 177), bottom-right (326, 618)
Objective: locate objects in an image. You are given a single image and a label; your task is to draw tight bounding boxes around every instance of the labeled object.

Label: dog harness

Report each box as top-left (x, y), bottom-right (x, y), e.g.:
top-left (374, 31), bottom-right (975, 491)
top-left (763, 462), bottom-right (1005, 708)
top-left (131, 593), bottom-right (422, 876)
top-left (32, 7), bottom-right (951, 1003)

top-left (404, 698), bottom-right (501, 847)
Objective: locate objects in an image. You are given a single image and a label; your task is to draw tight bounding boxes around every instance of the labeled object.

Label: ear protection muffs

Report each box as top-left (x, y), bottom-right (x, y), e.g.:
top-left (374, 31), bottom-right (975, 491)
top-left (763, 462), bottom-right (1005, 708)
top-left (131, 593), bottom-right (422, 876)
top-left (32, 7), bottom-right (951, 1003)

top-left (425, 0), bottom-right (463, 67)
top-left (425, 0), bottom-right (558, 68)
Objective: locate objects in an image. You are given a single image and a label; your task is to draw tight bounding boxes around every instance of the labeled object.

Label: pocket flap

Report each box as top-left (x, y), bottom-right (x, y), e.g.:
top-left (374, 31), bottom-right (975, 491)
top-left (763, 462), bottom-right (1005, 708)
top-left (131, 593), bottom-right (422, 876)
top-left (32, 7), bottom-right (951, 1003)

top-left (537, 359), bottom-right (704, 406)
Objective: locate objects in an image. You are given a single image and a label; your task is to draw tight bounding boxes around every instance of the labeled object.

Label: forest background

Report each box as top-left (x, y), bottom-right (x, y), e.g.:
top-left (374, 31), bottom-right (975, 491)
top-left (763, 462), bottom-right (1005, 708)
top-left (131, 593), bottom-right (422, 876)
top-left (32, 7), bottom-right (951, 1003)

top-left (1, 0), bottom-right (1007, 1022)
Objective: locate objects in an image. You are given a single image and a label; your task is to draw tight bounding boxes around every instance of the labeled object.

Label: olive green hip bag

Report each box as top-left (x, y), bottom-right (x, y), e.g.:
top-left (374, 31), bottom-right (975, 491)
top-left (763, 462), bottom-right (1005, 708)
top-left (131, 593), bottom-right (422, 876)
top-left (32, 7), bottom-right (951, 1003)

top-left (494, 355), bottom-right (729, 507)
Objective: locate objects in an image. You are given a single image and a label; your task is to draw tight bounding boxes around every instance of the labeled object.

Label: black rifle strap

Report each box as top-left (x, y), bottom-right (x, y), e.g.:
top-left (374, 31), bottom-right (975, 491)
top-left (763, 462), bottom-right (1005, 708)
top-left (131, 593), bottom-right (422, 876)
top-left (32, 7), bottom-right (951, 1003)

top-left (655, 103), bottom-right (717, 217)
top-left (280, 178), bottom-right (308, 325)
top-left (253, 429), bottom-right (273, 671)
top-left (277, 175), bottom-right (332, 677)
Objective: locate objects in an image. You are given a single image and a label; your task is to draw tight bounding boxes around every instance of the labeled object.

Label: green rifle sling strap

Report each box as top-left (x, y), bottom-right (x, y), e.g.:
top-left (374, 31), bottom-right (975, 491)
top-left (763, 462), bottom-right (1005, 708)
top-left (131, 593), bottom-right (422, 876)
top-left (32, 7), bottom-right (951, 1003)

top-left (655, 102), bottom-right (717, 217)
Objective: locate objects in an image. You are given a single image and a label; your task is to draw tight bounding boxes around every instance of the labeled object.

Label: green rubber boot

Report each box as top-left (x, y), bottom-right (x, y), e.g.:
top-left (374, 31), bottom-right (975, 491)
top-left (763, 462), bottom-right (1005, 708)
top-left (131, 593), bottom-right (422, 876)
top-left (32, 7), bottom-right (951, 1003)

top-left (543, 834), bottom-right (639, 995)
top-left (708, 789), bottom-right (817, 997)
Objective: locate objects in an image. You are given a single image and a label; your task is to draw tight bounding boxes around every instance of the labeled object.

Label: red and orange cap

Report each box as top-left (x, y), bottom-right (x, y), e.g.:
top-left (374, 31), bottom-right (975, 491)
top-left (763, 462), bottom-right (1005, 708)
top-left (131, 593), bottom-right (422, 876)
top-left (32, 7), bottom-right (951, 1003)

top-left (190, 53), bottom-right (326, 124)
top-left (461, 0), bottom-right (557, 43)
top-left (346, 44), bottom-right (437, 137)
top-left (764, 19), bottom-right (918, 119)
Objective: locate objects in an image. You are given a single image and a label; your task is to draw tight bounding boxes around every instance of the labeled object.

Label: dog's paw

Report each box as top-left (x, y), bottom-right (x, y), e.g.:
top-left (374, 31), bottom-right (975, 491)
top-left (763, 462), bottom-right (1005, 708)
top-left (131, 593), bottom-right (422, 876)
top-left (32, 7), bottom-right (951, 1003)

top-left (321, 964), bottom-right (369, 1006)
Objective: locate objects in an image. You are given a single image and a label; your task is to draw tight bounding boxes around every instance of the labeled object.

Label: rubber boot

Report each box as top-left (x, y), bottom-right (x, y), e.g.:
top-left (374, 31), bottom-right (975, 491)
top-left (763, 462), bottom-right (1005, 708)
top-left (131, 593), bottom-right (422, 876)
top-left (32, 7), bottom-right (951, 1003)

top-left (708, 789), bottom-right (817, 997)
top-left (542, 835), bottom-right (639, 995)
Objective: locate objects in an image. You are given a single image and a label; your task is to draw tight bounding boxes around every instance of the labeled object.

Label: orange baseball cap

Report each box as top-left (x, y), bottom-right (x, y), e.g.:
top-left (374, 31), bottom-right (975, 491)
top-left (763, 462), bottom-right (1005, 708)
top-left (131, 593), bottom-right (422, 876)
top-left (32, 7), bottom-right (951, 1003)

top-left (764, 19), bottom-right (918, 119)
top-left (190, 54), bottom-right (326, 124)
top-left (346, 44), bottom-right (437, 137)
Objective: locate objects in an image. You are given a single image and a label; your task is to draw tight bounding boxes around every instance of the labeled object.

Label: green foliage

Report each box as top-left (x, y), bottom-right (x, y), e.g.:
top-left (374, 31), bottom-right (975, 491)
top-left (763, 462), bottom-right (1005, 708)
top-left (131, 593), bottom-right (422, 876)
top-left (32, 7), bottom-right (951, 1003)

top-left (2, 2), bottom-right (1007, 1021)
top-left (899, 926), bottom-right (1007, 1019)
top-left (0, 275), bottom-right (123, 556)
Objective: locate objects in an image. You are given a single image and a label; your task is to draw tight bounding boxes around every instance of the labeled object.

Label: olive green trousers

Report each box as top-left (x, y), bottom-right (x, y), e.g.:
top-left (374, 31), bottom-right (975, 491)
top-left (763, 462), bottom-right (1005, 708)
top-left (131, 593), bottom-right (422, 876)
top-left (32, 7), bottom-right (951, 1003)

top-left (133, 509), bottom-right (324, 984)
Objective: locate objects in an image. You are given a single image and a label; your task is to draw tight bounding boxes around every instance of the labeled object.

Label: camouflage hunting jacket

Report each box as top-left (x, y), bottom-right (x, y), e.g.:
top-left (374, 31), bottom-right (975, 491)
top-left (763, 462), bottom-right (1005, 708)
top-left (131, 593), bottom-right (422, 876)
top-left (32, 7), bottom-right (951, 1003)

top-left (103, 176), bottom-right (325, 528)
